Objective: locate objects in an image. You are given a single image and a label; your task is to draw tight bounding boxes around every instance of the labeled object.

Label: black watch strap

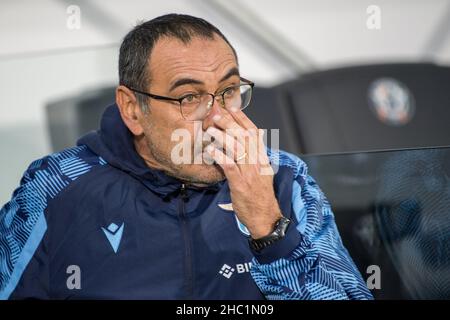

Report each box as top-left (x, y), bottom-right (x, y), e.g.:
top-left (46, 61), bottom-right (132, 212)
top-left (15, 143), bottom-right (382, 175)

top-left (249, 216), bottom-right (291, 252)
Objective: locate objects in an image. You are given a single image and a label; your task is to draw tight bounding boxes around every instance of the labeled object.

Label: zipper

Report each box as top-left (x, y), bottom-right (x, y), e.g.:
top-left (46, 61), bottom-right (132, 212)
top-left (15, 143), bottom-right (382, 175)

top-left (178, 183), bottom-right (194, 299)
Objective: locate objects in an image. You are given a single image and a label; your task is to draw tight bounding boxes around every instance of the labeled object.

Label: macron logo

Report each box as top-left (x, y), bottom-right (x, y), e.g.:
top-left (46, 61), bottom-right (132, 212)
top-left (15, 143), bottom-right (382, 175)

top-left (101, 222), bottom-right (124, 253)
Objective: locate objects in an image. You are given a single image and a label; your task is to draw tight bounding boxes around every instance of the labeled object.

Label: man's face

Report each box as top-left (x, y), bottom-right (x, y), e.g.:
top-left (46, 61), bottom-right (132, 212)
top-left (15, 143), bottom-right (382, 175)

top-left (135, 35), bottom-right (240, 185)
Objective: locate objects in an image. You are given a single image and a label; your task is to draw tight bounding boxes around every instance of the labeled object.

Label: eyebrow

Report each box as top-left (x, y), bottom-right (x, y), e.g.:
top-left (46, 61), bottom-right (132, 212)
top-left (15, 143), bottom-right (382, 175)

top-left (168, 67), bottom-right (240, 92)
top-left (219, 67), bottom-right (240, 83)
top-left (169, 78), bottom-right (204, 92)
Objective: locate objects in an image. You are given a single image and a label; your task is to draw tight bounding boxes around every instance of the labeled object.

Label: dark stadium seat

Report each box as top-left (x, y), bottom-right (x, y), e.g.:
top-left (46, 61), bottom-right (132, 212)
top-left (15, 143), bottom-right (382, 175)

top-left (276, 63), bottom-right (450, 154)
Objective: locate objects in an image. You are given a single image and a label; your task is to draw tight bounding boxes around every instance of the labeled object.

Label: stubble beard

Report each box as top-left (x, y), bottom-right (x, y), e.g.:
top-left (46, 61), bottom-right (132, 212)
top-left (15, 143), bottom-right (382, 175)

top-left (145, 134), bottom-right (226, 186)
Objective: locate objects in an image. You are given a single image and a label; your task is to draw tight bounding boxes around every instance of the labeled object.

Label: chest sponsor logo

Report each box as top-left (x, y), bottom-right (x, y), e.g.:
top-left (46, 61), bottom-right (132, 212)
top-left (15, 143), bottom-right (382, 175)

top-left (219, 262), bottom-right (252, 279)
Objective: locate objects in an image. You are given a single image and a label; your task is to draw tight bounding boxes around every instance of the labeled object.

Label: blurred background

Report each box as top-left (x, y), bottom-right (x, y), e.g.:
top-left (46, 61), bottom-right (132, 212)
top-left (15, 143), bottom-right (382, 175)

top-left (1, 0), bottom-right (450, 299)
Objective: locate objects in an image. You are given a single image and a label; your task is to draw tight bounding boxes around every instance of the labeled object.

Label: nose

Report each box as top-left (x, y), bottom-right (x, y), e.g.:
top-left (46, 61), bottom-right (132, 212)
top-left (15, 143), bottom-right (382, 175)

top-left (202, 95), bottom-right (224, 130)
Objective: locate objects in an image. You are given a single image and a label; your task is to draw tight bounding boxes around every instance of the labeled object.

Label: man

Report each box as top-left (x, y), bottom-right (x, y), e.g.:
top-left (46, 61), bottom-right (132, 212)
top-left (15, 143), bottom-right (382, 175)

top-left (0, 14), bottom-right (372, 300)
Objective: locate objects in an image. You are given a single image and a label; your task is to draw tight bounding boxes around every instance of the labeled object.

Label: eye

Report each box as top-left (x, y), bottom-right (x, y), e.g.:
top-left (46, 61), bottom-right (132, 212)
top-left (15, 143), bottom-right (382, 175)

top-left (181, 94), bottom-right (197, 103)
top-left (223, 87), bottom-right (236, 98)
top-left (180, 94), bottom-right (202, 107)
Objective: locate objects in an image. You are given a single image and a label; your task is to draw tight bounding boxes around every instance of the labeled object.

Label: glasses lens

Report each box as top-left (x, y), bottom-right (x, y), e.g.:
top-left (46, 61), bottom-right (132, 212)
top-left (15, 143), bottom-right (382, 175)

top-left (181, 94), bottom-right (213, 121)
top-left (180, 83), bottom-right (253, 121)
top-left (239, 84), bottom-right (252, 110)
top-left (224, 84), bottom-right (252, 111)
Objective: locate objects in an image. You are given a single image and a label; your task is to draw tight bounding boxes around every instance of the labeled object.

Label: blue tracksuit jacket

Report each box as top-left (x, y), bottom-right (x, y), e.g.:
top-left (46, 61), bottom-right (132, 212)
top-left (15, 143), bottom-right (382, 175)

top-left (0, 104), bottom-right (373, 300)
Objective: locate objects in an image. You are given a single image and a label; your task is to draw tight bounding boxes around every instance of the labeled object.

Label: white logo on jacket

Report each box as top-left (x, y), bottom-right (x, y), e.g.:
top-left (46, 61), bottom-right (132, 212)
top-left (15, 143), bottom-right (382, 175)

top-left (217, 202), bottom-right (251, 236)
top-left (219, 262), bottom-right (253, 279)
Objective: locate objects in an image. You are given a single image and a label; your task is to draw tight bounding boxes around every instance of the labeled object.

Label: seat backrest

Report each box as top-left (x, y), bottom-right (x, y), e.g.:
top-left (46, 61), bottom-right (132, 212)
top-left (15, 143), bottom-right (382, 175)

top-left (244, 87), bottom-right (301, 154)
top-left (279, 63), bottom-right (450, 154)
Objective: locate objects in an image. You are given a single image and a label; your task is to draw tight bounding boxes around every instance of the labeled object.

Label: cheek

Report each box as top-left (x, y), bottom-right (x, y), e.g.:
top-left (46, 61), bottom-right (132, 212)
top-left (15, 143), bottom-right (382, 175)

top-left (145, 115), bottom-right (196, 152)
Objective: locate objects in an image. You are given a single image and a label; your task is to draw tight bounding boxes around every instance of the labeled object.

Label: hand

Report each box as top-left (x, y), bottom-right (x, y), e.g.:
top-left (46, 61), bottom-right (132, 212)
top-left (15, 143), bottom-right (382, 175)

top-left (204, 110), bottom-right (282, 239)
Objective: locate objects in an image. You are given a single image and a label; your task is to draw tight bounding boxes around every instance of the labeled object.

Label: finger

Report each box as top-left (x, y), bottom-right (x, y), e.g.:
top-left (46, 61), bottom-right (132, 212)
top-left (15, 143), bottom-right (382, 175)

top-left (228, 108), bottom-right (258, 131)
top-left (205, 126), bottom-right (246, 160)
top-left (219, 110), bottom-right (262, 159)
top-left (211, 113), bottom-right (250, 156)
top-left (212, 113), bottom-right (242, 132)
top-left (255, 129), bottom-right (275, 176)
top-left (206, 144), bottom-right (242, 182)
top-left (230, 127), bottom-right (267, 166)
top-left (212, 112), bottom-right (267, 167)
top-left (257, 129), bottom-right (270, 164)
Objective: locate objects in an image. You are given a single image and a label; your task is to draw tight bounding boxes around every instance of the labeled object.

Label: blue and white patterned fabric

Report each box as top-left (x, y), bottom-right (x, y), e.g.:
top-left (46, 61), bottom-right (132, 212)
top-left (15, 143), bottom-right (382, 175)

top-left (0, 104), bottom-right (373, 300)
top-left (251, 151), bottom-right (372, 300)
top-left (0, 146), bottom-right (104, 299)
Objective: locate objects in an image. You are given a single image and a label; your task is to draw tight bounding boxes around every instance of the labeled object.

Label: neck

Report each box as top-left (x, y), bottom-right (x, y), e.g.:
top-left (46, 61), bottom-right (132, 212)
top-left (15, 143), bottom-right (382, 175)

top-left (133, 135), bottom-right (168, 172)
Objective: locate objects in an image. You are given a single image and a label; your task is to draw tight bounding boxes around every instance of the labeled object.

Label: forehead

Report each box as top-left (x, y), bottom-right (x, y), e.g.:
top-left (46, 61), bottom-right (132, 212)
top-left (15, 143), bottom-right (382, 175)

top-left (148, 35), bottom-right (238, 86)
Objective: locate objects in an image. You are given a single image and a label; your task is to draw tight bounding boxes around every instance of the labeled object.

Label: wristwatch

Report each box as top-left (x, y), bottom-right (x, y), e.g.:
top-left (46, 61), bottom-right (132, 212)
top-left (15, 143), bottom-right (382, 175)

top-left (249, 216), bottom-right (291, 252)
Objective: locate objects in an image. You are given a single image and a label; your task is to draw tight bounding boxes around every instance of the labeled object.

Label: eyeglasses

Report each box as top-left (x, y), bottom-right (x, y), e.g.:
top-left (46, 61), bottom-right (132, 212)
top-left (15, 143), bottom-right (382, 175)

top-left (126, 77), bottom-right (254, 121)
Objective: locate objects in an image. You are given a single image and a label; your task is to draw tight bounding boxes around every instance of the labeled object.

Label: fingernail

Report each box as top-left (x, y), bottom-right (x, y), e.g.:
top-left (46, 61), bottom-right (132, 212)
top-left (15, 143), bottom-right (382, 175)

top-left (230, 107), bottom-right (239, 112)
top-left (212, 114), bottom-right (221, 122)
top-left (206, 127), bottom-right (217, 135)
top-left (206, 144), bottom-right (215, 153)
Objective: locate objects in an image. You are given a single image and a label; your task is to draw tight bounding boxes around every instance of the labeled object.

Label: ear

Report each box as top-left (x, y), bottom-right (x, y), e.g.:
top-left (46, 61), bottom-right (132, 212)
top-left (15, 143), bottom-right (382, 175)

top-left (116, 85), bottom-right (145, 136)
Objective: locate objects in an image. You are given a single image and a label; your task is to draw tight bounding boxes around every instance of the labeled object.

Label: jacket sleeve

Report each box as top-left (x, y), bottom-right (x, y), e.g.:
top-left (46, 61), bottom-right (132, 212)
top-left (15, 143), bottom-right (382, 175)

top-left (250, 156), bottom-right (373, 300)
top-left (0, 158), bottom-right (50, 300)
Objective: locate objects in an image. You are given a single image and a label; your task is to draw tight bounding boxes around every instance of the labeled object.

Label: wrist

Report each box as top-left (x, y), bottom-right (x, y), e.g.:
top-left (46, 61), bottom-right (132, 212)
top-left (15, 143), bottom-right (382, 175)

top-left (248, 211), bottom-right (283, 239)
top-left (249, 216), bottom-right (292, 252)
